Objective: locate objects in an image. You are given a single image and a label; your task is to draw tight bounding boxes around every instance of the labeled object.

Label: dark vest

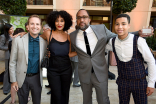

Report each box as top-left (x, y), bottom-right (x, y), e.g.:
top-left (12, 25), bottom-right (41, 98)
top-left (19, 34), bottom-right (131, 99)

top-left (112, 36), bottom-right (146, 80)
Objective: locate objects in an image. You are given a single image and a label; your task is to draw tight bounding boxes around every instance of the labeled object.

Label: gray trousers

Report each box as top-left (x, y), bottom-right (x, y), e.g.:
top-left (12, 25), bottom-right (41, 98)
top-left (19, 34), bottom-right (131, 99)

top-left (71, 61), bottom-right (79, 85)
top-left (3, 59), bottom-right (11, 93)
top-left (80, 73), bottom-right (110, 104)
top-left (17, 73), bottom-right (42, 104)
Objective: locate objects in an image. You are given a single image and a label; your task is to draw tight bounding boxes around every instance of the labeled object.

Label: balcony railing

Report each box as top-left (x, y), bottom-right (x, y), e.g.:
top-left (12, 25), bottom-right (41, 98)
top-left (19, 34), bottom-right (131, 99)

top-left (83, 0), bottom-right (111, 6)
top-left (26, 0), bottom-right (53, 5)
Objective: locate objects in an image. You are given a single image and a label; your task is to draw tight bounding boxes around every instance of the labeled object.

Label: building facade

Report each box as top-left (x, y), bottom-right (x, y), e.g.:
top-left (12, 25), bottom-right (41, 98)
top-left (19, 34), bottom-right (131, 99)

top-left (25, 0), bottom-right (156, 33)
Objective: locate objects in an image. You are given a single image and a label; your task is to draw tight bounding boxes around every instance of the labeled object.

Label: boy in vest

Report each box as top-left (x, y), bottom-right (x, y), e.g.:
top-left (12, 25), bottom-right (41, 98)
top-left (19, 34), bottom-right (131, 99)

top-left (106, 14), bottom-right (156, 104)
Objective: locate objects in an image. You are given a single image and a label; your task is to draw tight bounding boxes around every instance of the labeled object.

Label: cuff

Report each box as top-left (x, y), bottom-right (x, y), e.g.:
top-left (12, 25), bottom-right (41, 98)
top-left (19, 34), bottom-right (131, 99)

top-left (148, 82), bottom-right (155, 88)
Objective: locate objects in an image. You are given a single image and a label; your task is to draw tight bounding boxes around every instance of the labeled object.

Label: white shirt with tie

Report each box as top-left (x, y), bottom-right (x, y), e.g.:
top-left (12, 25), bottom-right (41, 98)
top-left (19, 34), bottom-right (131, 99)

top-left (76, 26), bottom-right (98, 54)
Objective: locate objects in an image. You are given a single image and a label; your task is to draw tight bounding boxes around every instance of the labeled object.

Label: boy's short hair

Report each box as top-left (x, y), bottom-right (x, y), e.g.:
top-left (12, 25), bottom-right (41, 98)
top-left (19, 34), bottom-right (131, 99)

top-left (115, 14), bottom-right (130, 24)
top-left (27, 15), bottom-right (41, 25)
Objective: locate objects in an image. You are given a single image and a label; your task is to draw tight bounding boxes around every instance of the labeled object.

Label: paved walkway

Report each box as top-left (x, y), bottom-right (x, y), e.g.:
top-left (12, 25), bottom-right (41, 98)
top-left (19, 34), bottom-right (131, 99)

top-left (0, 59), bottom-right (156, 104)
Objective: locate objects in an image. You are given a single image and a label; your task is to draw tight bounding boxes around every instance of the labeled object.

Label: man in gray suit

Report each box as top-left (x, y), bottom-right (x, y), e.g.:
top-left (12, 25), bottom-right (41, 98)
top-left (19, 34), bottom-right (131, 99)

top-left (9, 15), bottom-right (47, 104)
top-left (70, 9), bottom-right (142, 104)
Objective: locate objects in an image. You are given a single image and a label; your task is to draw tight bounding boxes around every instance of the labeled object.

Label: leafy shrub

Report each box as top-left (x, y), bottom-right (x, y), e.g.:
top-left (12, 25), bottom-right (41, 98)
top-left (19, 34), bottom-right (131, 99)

top-left (113, 0), bottom-right (138, 14)
top-left (146, 36), bottom-right (156, 50)
top-left (0, 0), bottom-right (27, 15)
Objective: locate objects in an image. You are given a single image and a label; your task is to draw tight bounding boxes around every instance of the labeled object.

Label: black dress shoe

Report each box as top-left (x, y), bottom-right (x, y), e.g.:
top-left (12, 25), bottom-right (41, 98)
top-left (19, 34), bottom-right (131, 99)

top-left (45, 85), bottom-right (50, 88)
top-left (73, 84), bottom-right (81, 87)
top-left (47, 90), bottom-right (51, 95)
top-left (3, 93), bottom-right (8, 95)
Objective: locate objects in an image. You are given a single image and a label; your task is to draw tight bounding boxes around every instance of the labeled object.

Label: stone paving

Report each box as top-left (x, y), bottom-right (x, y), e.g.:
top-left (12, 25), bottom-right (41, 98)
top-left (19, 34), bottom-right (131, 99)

top-left (0, 50), bottom-right (156, 104)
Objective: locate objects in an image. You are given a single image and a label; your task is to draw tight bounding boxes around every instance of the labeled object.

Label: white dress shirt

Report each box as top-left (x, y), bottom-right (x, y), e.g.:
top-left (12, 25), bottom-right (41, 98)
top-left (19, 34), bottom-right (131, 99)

top-left (106, 33), bottom-right (156, 88)
top-left (76, 26), bottom-right (98, 54)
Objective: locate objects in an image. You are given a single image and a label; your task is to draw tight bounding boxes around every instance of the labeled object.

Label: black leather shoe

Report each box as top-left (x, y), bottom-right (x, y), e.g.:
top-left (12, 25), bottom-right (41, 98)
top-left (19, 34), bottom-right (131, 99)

top-left (45, 85), bottom-right (50, 88)
top-left (47, 90), bottom-right (51, 95)
top-left (73, 84), bottom-right (81, 87)
top-left (3, 93), bottom-right (8, 95)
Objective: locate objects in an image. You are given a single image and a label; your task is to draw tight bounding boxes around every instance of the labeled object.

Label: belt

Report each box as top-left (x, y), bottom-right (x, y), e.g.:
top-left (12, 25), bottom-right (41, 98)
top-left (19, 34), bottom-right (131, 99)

top-left (132, 76), bottom-right (146, 81)
top-left (119, 76), bottom-right (146, 81)
top-left (26, 73), bottom-right (38, 77)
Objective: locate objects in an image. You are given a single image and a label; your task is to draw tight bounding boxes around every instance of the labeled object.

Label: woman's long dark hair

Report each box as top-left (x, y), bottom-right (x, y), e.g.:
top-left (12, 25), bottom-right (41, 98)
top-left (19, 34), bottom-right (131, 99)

top-left (4, 23), bottom-right (12, 42)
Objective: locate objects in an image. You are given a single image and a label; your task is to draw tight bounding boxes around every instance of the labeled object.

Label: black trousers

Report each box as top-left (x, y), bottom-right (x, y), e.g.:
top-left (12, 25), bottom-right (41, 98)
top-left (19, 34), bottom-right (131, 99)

top-left (47, 66), bottom-right (72, 104)
top-left (17, 73), bottom-right (42, 104)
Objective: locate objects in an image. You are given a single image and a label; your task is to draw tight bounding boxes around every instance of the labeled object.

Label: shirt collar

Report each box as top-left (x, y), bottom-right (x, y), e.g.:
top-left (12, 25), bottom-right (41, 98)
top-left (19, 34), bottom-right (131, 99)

top-left (29, 33), bottom-right (39, 42)
top-left (78, 26), bottom-right (92, 35)
top-left (117, 33), bottom-right (130, 42)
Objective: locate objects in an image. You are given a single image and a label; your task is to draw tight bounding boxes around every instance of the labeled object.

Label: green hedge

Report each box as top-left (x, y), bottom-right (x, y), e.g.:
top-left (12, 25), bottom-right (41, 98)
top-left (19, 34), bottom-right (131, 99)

top-left (146, 36), bottom-right (156, 50)
top-left (0, 0), bottom-right (27, 15)
top-left (113, 0), bottom-right (138, 14)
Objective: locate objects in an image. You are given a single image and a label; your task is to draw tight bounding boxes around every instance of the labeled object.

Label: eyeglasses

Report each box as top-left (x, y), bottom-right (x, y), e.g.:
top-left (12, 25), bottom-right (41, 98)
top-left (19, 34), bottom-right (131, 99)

top-left (76, 16), bottom-right (89, 20)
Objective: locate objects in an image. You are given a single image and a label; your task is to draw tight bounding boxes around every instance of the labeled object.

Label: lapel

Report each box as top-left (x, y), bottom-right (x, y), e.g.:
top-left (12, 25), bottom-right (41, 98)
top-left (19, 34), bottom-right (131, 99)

top-left (71, 25), bottom-right (105, 57)
top-left (71, 30), bottom-right (88, 55)
top-left (22, 33), bottom-right (29, 64)
top-left (39, 36), bottom-right (43, 63)
top-left (71, 29), bottom-right (78, 46)
top-left (90, 25), bottom-right (103, 56)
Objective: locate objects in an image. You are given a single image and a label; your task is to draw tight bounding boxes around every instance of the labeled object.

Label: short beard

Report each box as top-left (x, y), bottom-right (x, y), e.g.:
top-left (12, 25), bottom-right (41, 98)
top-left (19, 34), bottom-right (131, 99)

top-left (78, 23), bottom-right (90, 31)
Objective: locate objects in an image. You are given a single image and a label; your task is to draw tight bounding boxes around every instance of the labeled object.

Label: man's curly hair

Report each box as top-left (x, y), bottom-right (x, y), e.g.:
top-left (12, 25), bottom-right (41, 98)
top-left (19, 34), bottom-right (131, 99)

top-left (47, 10), bottom-right (73, 31)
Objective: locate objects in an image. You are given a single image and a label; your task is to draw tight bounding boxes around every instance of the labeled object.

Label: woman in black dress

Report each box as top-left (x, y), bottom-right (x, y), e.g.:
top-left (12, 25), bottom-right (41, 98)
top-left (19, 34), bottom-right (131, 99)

top-left (41, 11), bottom-right (77, 104)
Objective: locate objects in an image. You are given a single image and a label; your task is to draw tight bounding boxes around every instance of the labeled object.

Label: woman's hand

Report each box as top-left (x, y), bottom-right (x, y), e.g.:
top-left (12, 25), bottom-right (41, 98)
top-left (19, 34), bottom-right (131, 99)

top-left (69, 51), bottom-right (77, 57)
top-left (47, 50), bottom-right (51, 58)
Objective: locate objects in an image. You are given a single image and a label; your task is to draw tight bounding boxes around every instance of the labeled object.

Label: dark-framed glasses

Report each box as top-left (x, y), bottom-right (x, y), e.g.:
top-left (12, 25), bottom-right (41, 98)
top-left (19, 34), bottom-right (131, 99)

top-left (76, 16), bottom-right (89, 20)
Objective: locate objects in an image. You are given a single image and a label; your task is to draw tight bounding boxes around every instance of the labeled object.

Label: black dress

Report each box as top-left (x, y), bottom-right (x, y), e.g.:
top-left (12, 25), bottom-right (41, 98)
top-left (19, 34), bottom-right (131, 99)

top-left (47, 37), bottom-right (72, 104)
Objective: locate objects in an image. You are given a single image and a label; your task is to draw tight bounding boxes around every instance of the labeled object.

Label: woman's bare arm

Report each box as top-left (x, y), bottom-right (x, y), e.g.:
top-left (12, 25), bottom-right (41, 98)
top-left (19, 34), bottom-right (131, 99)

top-left (68, 34), bottom-right (77, 57)
top-left (40, 30), bottom-right (51, 42)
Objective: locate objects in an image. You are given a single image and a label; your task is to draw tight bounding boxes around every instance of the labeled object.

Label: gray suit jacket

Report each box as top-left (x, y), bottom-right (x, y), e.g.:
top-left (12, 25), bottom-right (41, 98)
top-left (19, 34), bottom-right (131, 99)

top-left (9, 33), bottom-right (47, 88)
top-left (0, 34), bottom-right (12, 59)
top-left (70, 24), bottom-right (117, 84)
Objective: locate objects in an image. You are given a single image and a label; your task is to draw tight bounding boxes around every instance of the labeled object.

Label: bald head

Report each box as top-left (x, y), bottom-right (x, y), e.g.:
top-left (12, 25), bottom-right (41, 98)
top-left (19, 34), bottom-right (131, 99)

top-left (76, 9), bottom-right (89, 18)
